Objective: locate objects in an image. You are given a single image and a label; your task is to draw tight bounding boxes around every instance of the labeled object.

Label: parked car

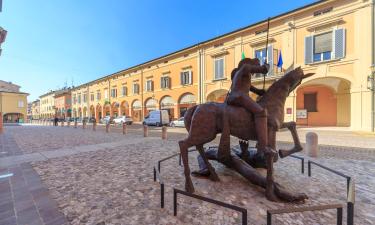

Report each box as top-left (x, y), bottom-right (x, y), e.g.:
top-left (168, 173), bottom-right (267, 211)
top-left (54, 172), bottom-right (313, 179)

top-left (170, 117), bottom-right (185, 127)
top-left (113, 115), bottom-right (133, 125)
top-left (143, 110), bottom-right (170, 126)
top-left (100, 116), bottom-right (114, 124)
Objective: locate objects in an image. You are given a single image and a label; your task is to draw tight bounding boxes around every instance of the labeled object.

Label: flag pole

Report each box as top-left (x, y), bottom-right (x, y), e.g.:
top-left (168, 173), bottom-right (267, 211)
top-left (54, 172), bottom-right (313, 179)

top-left (263, 17), bottom-right (271, 90)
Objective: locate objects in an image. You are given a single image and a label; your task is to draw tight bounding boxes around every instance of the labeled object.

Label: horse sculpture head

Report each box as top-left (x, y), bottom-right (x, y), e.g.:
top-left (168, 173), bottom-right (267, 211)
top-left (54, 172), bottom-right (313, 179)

top-left (261, 67), bottom-right (314, 101)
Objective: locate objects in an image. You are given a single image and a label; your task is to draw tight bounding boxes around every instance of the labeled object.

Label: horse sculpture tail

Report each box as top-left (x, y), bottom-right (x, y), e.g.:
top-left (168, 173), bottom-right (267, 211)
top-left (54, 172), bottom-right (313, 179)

top-left (184, 105), bottom-right (199, 132)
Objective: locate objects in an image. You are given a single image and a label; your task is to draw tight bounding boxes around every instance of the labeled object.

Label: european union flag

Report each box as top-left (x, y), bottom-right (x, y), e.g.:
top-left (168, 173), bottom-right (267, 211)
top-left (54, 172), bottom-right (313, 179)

top-left (277, 51), bottom-right (283, 69)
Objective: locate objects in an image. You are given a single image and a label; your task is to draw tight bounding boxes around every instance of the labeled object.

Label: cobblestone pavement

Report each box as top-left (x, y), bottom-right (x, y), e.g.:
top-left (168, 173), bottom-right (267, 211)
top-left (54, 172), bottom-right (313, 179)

top-left (1, 125), bottom-right (375, 224)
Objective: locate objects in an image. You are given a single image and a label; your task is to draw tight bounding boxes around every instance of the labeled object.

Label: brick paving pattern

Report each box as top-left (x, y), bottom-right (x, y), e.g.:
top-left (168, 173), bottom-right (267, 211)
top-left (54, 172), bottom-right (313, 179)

top-left (0, 132), bottom-right (68, 225)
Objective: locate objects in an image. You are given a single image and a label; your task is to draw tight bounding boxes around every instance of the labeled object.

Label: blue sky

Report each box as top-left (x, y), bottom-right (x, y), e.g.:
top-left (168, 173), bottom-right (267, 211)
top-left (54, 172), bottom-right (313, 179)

top-left (0, 0), bottom-right (317, 101)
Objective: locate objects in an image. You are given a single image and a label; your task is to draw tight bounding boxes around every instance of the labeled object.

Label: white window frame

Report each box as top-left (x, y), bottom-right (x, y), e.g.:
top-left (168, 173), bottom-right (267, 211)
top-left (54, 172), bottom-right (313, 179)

top-left (111, 88), bottom-right (117, 98)
top-left (161, 76), bottom-right (170, 89)
top-left (104, 89), bottom-right (108, 99)
top-left (133, 83), bottom-right (139, 94)
top-left (122, 86), bottom-right (127, 96)
top-left (180, 70), bottom-right (192, 85)
top-left (213, 56), bottom-right (225, 80)
top-left (313, 31), bottom-right (333, 63)
top-left (146, 80), bottom-right (153, 92)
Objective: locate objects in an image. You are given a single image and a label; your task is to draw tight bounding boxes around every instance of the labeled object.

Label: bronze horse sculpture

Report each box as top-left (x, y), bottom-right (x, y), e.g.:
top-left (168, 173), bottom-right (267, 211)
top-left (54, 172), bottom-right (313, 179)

top-left (179, 66), bottom-right (314, 202)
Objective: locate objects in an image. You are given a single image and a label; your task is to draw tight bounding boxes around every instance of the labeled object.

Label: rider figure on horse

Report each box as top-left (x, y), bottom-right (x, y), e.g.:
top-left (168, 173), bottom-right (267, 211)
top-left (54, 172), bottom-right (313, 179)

top-left (226, 58), bottom-right (274, 155)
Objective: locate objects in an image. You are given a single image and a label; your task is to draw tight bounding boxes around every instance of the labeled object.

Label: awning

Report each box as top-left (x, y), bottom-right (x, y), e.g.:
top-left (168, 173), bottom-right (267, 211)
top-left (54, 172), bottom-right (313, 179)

top-left (179, 94), bottom-right (196, 104)
top-left (132, 100), bottom-right (142, 109)
top-left (160, 96), bottom-right (176, 109)
top-left (145, 99), bottom-right (157, 109)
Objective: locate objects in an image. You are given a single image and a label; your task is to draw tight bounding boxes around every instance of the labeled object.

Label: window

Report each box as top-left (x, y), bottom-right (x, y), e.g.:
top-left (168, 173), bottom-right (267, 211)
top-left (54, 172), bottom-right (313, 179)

top-left (180, 71), bottom-right (192, 85)
top-left (18, 100), bottom-right (24, 108)
top-left (73, 95), bottom-right (77, 104)
top-left (145, 80), bottom-right (154, 92)
top-left (313, 32), bottom-right (332, 62)
top-left (122, 86), bottom-right (127, 96)
top-left (78, 94), bottom-right (81, 104)
top-left (83, 93), bottom-right (87, 103)
top-left (161, 76), bottom-right (170, 89)
top-left (255, 48), bottom-right (267, 65)
top-left (104, 89), bottom-right (108, 99)
top-left (304, 93), bottom-right (317, 112)
top-left (90, 93), bottom-right (94, 101)
top-left (214, 57), bottom-right (224, 80)
top-left (111, 88), bottom-right (117, 98)
top-left (314, 7), bottom-right (333, 17)
top-left (96, 91), bottom-right (101, 100)
top-left (133, 83), bottom-right (140, 94)
top-left (305, 29), bottom-right (345, 64)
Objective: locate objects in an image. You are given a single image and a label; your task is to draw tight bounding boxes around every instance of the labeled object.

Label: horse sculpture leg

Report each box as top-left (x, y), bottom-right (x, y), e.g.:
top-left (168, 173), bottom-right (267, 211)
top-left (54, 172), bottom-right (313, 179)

top-left (179, 140), bottom-right (195, 193)
top-left (196, 145), bottom-right (220, 181)
top-left (278, 122), bottom-right (303, 158)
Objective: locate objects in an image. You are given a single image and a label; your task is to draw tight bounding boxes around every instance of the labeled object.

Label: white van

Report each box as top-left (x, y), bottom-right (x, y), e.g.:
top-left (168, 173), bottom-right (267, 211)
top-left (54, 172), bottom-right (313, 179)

top-left (143, 110), bottom-right (170, 126)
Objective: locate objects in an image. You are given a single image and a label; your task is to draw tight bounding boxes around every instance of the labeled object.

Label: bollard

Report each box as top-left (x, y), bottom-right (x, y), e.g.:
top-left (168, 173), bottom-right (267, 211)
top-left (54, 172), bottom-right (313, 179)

top-left (122, 122), bottom-right (127, 135)
top-left (67, 121), bottom-right (71, 127)
top-left (93, 121), bottom-right (96, 131)
top-left (0, 112), bottom-right (3, 134)
top-left (106, 123), bottom-right (110, 133)
top-left (82, 120), bottom-right (86, 129)
top-left (143, 125), bottom-right (148, 137)
top-left (306, 132), bottom-right (319, 157)
top-left (61, 121), bottom-right (64, 127)
top-left (74, 120), bottom-right (77, 128)
top-left (162, 126), bottom-right (167, 140)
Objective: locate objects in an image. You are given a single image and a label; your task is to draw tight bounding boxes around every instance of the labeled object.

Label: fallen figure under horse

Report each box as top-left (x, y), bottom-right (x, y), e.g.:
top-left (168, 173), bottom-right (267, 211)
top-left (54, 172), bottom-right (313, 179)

top-left (179, 66), bottom-right (314, 202)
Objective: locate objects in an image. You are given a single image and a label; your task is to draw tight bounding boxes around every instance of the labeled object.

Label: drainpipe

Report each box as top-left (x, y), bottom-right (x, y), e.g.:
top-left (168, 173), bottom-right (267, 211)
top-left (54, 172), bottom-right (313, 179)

top-left (371, 0), bottom-right (375, 132)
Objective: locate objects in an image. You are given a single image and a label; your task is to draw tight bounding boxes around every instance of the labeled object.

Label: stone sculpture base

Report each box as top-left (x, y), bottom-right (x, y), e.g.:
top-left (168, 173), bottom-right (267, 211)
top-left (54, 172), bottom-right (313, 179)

top-left (192, 146), bottom-right (308, 202)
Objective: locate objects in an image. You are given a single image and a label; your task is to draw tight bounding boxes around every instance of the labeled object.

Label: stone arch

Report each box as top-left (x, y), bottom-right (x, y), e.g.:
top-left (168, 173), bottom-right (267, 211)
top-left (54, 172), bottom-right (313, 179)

top-left (90, 105), bottom-right (95, 118)
top-left (131, 99), bottom-right (142, 122)
top-left (83, 107), bottom-right (87, 118)
top-left (103, 102), bottom-right (111, 116)
top-left (2, 113), bottom-right (24, 123)
top-left (160, 95), bottom-right (176, 120)
top-left (206, 89), bottom-right (228, 103)
top-left (144, 98), bottom-right (158, 116)
top-left (78, 107), bottom-right (82, 118)
top-left (111, 102), bottom-right (120, 117)
top-left (120, 101), bottom-right (129, 116)
top-left (96, 104), bottom-right (102, 120)
top-left (178, 93), bottom-right (196, 118)
top-left (296, 76), bottom-right (351, 127)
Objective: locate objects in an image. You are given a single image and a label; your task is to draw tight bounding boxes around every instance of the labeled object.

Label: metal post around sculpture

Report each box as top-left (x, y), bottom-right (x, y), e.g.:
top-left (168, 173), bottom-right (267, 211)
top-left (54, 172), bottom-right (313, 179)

top-left (82, 120), bottom-right (86, 129)
top-left (0, 112), bottom-right (3, 134)
top-left (106, 123), bottom-right (110, 133)
top-left (162, 126), bottom-right (167, 140)
top-left (93, 121), bottom-right (96, 131)
top-left (67, 121), bottom-right (70, 127)
top-left (74, 120), bottom-right (77, 128)
top-left (143, 125), bottom-right (148, 137)
top-left (122, 122), bottom-right (127, 135)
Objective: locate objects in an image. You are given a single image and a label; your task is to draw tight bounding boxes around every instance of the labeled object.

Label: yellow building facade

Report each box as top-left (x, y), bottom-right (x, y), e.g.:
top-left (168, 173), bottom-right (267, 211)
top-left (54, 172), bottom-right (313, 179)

top-left (39, 91), bottom-right (56, 119)
top-left (71, 0), bottom-right (375, 131)
top-left (0, 81), bottom-right (28, 123)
